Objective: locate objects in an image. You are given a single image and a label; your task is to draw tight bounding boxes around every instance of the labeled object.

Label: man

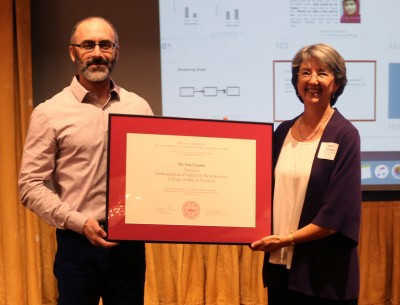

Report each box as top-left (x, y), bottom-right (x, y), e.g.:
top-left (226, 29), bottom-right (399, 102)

top-left (19, 16), bottom-right (153, 305)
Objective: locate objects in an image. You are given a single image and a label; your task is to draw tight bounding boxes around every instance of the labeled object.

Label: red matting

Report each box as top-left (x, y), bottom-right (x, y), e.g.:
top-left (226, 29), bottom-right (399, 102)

top-left (106, 115), bottom-right (272, 244)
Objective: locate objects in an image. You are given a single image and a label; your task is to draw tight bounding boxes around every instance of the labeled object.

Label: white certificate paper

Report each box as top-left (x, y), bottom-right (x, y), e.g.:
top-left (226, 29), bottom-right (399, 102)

top-left (125, 134), bottom-right (256, 227)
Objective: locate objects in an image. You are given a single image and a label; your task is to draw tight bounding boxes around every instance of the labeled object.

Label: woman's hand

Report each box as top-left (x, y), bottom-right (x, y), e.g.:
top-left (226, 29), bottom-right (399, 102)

top-left (250, 235), bottom-right (290, 252)
top-left (250, 225), bottom-right (337, 252)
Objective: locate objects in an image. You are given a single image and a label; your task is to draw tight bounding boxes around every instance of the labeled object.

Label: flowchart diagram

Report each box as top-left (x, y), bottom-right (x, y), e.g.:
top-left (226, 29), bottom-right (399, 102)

top-left (179, 86), bottom-right (240, 97)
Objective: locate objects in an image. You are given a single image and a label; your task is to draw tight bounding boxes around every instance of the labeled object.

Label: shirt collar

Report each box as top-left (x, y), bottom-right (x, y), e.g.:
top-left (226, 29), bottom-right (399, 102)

top-left (70, 75), bottom-right (120, 103)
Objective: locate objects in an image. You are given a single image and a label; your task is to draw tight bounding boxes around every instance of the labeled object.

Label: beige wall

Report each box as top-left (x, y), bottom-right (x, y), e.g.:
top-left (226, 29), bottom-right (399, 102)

top-left (31, 0), bottom-right (162, 115)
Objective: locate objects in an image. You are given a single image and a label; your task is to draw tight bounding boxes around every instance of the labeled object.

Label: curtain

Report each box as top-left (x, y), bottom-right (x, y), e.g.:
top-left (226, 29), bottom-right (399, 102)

top-left (0, 0), bottom-right (57, 304)
top-left (144, 244), bottom-right (266, 305)
top-left (358, 201), bottom-right (400, 305)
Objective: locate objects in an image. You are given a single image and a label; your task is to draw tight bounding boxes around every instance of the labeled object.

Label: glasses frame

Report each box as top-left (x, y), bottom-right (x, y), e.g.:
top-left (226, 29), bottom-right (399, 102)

top-left (70, 40), bottom-right (119, 52)
top-left (297, 71), bottom-right (334, 81)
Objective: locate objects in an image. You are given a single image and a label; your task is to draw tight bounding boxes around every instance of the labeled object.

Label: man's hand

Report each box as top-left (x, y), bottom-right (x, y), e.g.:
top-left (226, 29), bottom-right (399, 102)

top-left (83, 218), bottom-right (119, 248)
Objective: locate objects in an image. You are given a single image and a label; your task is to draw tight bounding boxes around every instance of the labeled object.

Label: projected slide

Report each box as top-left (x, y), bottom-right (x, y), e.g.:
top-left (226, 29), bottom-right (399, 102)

top-left (159, 0), bottom-right (400, 189)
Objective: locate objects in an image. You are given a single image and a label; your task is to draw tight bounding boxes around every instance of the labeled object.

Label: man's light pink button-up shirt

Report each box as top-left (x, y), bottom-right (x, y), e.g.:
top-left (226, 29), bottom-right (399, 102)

top-left (19, 76), bottom-right (153, 233)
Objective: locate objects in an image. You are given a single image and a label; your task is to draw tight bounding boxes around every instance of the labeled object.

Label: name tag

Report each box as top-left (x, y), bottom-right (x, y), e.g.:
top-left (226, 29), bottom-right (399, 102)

top-left (318, 142), bottom-right (339, 160)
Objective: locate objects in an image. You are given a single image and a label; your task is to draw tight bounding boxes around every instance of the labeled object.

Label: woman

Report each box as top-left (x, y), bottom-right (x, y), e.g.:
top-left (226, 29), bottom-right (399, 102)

top-left (340, 0), bottom-right (361, 23)
top-left (251, 44), bottom-right (361, 305)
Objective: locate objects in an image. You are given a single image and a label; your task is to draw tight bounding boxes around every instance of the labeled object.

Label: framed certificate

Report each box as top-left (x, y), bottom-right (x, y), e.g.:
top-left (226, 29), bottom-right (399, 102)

top-left (106, 115), bottom-right (273, 244)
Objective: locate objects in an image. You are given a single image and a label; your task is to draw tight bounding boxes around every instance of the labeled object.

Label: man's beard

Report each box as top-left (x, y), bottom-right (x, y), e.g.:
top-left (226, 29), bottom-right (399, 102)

top-left (75, 54), bottom-right (117, 82)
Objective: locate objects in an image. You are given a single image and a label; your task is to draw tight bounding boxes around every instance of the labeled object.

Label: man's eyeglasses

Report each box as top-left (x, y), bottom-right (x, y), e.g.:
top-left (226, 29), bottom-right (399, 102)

top-left (297, 71), bottom-right (333, 81)
top-left (70, 40), bottom-right (118, 52)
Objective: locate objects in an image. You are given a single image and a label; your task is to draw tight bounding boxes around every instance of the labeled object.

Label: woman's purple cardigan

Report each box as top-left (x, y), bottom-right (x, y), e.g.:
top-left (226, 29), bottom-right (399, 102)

top-left (263, 109), bottom-right (362, 300)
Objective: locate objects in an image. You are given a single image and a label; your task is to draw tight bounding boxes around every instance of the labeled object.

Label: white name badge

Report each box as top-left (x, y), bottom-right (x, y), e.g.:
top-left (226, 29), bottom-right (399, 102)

top-left (317, 142), bottom-right (339, 160)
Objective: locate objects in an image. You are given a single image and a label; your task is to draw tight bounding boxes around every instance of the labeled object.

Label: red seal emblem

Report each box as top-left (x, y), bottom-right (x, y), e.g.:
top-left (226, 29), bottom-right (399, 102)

top-left (182, 201), bottom-right (200, 219)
